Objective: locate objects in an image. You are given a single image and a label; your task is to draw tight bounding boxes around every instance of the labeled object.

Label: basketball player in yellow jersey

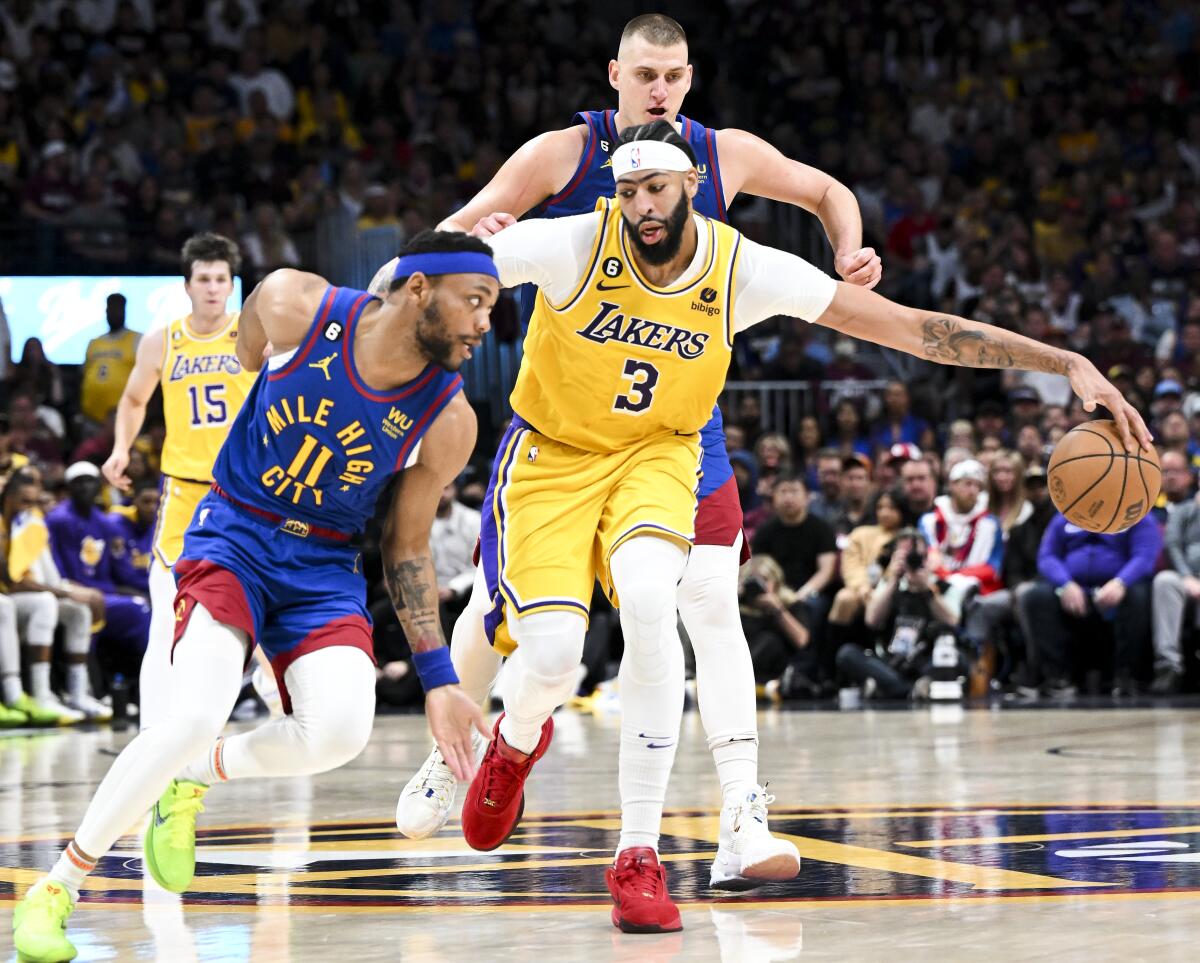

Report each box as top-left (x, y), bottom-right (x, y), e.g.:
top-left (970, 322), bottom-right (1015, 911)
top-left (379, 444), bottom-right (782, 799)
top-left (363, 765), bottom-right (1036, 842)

top-left (102, 233), bottom-right (257, 729)
top-left (80, 294), bottom-right (140, 425)
top-left (461, 121), bottom-right (1149, 933)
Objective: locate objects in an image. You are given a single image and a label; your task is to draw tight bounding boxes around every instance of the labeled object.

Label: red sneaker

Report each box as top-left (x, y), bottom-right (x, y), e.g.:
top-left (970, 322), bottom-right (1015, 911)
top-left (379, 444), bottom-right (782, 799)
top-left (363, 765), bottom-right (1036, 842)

top-left (461, 713), bottom-right (553, 851)
top-left (605, 847), bottom-right (683, 933)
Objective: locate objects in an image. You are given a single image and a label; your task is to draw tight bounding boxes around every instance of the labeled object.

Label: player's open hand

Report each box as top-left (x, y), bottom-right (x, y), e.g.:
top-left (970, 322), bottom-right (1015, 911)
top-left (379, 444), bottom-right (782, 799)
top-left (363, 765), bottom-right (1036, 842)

top-left (835, 247), bottom-right (883, 290)
top-left (425, 684), bottom-right (491, 781)
top-left (1066, 354), bottom-right (1154, 453)
top-left (101, 449), bottom-right (131, 492)
top-left (470, 213), bottom-right (517, 238)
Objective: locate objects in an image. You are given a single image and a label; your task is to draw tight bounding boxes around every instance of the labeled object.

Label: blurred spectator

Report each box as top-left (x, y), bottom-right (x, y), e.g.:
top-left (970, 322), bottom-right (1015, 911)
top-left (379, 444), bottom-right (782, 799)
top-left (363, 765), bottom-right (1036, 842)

top-left (829, 487), bottom-right (904, 634)
top-left (241, 202), bottom-right (300, 279)
top-left (828, 398), bottom-right (872, 459)
top-left (750, 474), bottom-right (838, 680)
top-left (430, 476), bottom-right (481, 631)
top-left (738, 555), bottom-right (814, 694)
top-left (918, 459), bottom-right (1004, 618)
top-left (986, 450), bottom-right (1032, 536)
top-left (844, 526), bottom-right (964, 699)
top-left (1152, 486), bottom-right (1200, 696)
top-left (107, 478), bottom-right (158, 594)
top-left (870, 381), bottom-right (934, 454)
top-left (807, 449), bottom-right (843, 524)
top-left (898, 454), bottom-right (937, 521)
top-left (230, 45), bottom-right (294, 120)
top-left (1019, 513), bottom-right (1161, 697)
top-left (1153, 450), bottom-right (1195, 523)
top-left (7, 393), bottom-right (62, 468)
top-left (80, 293), bottom-right (139, 426)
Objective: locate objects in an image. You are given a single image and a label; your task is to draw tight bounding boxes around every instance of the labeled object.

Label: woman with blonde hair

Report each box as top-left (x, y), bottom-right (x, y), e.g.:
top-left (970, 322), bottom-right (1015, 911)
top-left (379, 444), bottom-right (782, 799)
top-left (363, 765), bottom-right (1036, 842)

top-left (986, 450), bottom-right (1032, 535)
top-left (829, 488), bottom-right (905, 629)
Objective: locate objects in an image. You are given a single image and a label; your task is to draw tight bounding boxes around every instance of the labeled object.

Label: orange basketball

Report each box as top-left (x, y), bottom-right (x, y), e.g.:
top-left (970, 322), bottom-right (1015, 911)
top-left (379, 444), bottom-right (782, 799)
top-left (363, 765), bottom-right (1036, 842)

top-left (1046, 420), bottom-right (1161, 533)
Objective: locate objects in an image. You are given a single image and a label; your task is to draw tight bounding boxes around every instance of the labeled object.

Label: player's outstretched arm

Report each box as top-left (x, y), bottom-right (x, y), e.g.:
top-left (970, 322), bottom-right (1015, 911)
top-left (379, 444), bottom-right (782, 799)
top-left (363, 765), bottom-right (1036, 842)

top-left (718, 128), bottom-right (882, 289)
top-left (436, 127), bottom-right (586, 233)
top-left (815, 283), bottom-right (1153, 452)
top-left (103, 328), bottom-right (165, 492)
top-left (381, 394), bottom-right (490, 780)
top-left (236, 268), bottom-right (326, 372)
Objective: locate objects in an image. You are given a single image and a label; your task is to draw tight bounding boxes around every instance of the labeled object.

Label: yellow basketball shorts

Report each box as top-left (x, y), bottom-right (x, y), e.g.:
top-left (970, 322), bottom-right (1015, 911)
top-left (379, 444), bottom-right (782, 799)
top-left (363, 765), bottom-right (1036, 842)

top-left (153, 476), bottom-right (210, 567)
top-left (479, 417), bottom-right (701, 656)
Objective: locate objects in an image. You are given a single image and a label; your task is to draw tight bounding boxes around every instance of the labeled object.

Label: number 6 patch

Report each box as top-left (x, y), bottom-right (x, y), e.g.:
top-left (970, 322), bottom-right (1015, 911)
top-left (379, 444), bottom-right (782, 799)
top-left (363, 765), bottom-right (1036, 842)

top-left (323, 320), bottom-right (344, 341)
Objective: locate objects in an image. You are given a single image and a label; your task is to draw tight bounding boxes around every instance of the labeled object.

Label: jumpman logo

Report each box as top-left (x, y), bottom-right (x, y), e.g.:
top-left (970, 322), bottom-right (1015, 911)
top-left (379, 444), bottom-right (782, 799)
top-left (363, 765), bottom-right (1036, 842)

top-left (309, 353), bottom-right (338, 380)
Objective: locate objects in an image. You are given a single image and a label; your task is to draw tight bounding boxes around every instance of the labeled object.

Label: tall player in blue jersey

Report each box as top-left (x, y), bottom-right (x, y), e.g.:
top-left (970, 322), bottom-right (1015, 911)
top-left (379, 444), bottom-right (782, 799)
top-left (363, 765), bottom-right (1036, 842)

top-left (393, 13), bottom-right (881, 890)
top-left (13, 232), bottom-right (496, 962)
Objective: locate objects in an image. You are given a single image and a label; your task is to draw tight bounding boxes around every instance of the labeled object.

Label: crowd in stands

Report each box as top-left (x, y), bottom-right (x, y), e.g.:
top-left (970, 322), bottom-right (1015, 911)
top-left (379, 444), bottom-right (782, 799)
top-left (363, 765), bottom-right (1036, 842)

top-left (1, 0), bottom-right (1199, 716)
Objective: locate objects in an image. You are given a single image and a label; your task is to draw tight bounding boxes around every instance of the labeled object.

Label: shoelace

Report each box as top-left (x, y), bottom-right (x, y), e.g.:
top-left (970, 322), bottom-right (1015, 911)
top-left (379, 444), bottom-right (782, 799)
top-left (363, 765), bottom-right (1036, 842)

top-left (612, 853), bottom-right (664, 899)
top-left (480, 746), bottom-right (527, 804)
top-left (731, 786), bottom-right (776, 833)
top-left (163, 791), bottom-right (206, 848)
top-left (418, 752), bottom-right (457, 804)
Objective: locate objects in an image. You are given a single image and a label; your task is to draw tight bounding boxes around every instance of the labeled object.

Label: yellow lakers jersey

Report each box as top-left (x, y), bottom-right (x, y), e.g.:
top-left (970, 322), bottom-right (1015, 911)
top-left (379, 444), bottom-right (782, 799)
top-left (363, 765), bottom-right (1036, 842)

top-left (159, 313), bottom-right (257, 482)
top-left (81, 328), bottom-right (140, 423)
top-left (510, 200), bottom-right (741, 453)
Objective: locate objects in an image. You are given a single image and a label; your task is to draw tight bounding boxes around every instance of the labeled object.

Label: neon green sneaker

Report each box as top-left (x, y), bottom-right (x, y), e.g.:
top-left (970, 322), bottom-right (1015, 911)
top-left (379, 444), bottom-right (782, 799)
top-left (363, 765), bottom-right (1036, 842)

top-left (13, 693), bottom-right (79, 726)
top-left (12, 877), bottom-right (77, 962)
top-left (0, 701), bottom-right (29, 727)
top-left (145, 779), bottom-right (208, 893)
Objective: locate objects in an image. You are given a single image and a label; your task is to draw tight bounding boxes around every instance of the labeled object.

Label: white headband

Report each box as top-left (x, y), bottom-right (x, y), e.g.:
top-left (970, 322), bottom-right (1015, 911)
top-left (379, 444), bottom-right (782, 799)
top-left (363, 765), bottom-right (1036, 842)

top-left (611, 140), bottom-right (694, 180)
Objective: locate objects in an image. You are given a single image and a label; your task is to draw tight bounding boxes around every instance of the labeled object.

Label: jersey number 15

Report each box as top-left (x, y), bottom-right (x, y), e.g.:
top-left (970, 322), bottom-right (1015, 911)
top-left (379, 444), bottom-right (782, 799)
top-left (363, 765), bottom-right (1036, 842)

top-left (188, 384), bottom-right (228, 427)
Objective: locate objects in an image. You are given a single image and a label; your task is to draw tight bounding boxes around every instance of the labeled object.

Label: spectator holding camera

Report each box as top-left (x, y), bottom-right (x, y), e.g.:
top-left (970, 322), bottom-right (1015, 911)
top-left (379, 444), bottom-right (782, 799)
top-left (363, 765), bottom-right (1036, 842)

top-left (837, 528), bottom-right (961, 699)
top-left (829, 488), bottom-right (904, 634)
top-left (738, 556), bottom-right (816, 697)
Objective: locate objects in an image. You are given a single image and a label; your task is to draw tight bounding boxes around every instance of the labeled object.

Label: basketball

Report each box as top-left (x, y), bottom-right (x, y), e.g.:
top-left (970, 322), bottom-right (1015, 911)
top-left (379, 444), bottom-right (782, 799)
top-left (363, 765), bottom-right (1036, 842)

top-left (1047, 420), bottom-right (1161, 533)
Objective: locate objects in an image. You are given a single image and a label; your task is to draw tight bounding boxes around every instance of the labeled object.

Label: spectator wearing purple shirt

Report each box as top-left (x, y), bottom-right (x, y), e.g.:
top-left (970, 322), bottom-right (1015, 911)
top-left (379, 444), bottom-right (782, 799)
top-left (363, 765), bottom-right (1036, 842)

top-left (45, 463), bottom-right (150, 680)
top-left (106, 479), bottom-right (158, 595)
top-left (1017, 513), bottom-right (1161, 698)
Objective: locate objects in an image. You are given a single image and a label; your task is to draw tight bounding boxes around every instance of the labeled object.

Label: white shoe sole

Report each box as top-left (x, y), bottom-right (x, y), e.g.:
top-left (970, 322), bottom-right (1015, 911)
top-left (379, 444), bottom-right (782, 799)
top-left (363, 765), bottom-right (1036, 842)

top-left (709, 843), bottom-right (801, 891)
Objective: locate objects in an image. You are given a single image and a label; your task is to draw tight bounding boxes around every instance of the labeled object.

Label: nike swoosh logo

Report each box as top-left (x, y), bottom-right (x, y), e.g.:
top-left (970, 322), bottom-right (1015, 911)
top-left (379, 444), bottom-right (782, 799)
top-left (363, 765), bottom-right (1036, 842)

top-left (646, 742), bottom-right (675, 749)
top-left (596, 282), bottom-right (630, 290)
top-left (153, 805), bottom-right (168, 828)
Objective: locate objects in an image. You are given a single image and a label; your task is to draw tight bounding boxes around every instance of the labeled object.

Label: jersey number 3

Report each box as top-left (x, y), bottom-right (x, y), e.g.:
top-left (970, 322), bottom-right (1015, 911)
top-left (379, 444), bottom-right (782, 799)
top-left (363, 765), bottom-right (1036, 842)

top-left (613, 359), bottom-right (659, 414)
top-left (188, 384), bottom-right (229, 427)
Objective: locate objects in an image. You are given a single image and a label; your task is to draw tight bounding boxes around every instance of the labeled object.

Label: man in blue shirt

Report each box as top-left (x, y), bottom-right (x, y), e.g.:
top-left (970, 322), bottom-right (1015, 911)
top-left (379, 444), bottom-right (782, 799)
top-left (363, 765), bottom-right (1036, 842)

top-left (1017, 512), bottom-right (1161, 697)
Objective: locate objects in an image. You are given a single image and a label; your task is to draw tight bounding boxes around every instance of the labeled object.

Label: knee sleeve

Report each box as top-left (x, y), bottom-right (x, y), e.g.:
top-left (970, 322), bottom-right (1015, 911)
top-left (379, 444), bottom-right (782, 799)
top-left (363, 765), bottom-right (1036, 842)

top-left (611, 537), bottom-right (687, 685)
top-left (510, 610), bottom-right (586, 681)
top-left (286, 648), bottom-right (377, 767)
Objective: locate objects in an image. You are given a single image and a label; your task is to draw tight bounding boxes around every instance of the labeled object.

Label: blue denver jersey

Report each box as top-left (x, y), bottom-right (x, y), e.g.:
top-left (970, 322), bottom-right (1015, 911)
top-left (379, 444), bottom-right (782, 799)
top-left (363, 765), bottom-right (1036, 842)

top-left (528, 109), bottom-right (734, 498)
top-left (212, 286), bottom-right (462, 535)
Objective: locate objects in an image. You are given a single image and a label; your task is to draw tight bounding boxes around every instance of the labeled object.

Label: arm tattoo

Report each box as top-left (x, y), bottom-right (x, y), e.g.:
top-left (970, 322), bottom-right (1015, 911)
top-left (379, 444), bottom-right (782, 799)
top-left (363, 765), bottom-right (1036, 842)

top-left (920, 316), bottom-right (1070, 374)
top-left (383, 556), bottom-right (445, 654)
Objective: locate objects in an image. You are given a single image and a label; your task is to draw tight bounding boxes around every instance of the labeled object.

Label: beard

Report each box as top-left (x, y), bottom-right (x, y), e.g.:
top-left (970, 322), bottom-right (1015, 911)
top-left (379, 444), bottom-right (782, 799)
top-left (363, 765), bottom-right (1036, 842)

top-left (622, 191), bottom-right (691, 266)
top-left (414, 296), bottom-right (461, 371)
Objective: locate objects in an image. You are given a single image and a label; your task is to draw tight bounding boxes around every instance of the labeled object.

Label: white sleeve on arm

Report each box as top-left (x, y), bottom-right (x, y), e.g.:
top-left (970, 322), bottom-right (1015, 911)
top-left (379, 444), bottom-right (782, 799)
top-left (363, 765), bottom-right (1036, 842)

top-left (484, 212), bottom-right (601, 304)
top-left (732, 237), bottom-right (839, 333)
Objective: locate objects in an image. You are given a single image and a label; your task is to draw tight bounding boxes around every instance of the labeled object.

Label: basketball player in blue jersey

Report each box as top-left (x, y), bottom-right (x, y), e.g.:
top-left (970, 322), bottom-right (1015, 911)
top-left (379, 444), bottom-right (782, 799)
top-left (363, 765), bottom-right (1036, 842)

top-left (392, 13), bottom-right (880, 891)
top-left (13, 231), bottom-right (497, 962)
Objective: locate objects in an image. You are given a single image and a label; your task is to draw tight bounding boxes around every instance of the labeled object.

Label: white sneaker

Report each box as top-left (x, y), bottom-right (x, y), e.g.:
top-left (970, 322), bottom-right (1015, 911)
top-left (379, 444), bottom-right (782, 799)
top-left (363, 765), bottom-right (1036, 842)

top-left (396, 733), bottom-right (486, 839)
top-left (709, 785), bottom-right (800, 890)
top-left (63, 691), bottom-right (113, 722)
top-left (32, 693), bottom-right (85, 725)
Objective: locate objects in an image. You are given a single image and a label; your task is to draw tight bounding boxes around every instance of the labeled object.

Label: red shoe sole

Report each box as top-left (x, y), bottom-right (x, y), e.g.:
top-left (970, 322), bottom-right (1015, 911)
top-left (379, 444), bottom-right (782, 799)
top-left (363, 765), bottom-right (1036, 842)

top-left (610, 907), bottom-right (683, 934)
top-left (464, 794), bottom-right (525, 852)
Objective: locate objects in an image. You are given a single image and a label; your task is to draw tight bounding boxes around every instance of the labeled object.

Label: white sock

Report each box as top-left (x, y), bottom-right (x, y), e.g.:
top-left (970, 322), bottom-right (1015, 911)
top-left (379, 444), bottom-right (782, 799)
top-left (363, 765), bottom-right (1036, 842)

top-left (2, 673), bottom-right (22, 705)
top-left (67, 663), bottom-right (90, 701)
top-left (48, 841), bottom-right (97, 901)
top-left (610, 537), bottom-right (687, 855)
top-left (179, 737), bottom-right (225, 786)
top-left (30, 661), bottom-right (51, 701)
top-left (710, 734), bottom-right (759, 807)
top-left (450, 568), bottom-right (504, 708)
